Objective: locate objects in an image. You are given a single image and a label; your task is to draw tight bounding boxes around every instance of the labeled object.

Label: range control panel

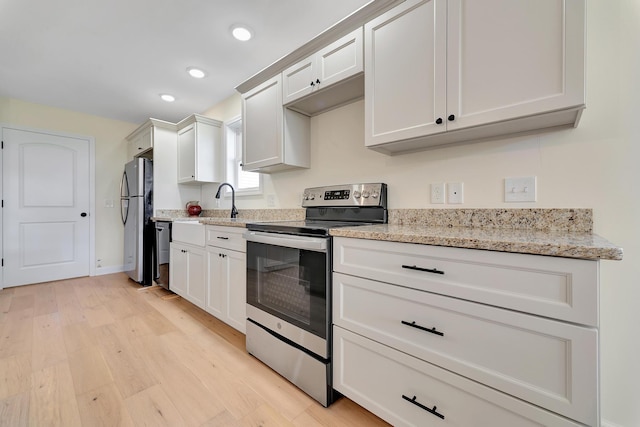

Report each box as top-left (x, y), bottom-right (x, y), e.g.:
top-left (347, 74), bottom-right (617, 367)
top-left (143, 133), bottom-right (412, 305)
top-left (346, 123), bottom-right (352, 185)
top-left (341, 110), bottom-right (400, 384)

top-left (302, 183), bottom-right (387, 207)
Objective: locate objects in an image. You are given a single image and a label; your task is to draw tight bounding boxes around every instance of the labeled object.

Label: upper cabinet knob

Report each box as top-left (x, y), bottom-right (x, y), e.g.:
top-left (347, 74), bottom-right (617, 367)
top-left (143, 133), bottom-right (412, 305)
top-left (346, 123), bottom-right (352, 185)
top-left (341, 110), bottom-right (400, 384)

top-left (448, 114), bottom-right (456, 121)
top-left (435, 118), bottom-right (443, 125)
top-left (316, 79), bottom-right (321, 84)
top-left (310, 81), bottom-right (315, 87)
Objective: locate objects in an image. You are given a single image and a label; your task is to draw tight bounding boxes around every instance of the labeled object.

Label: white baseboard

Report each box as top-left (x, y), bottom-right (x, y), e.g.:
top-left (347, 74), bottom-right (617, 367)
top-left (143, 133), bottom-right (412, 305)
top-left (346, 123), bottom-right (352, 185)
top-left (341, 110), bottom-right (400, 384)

top-left (94, 265), bottom-right (125, 276)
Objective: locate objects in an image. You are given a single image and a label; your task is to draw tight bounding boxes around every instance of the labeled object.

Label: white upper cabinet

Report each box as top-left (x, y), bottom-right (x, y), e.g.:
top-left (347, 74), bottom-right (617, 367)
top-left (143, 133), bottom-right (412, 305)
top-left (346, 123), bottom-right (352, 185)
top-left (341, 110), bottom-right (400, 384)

top-left (126, 122), bottom-right (154, 159)
top-left (242, 75), bottom-right (310, 173)
top-left (364, 0), bottom-right (586, 154)
top-left (176, 114), bottom-right (223, 184)
top-left (283, 28), bottom-right (364, 115)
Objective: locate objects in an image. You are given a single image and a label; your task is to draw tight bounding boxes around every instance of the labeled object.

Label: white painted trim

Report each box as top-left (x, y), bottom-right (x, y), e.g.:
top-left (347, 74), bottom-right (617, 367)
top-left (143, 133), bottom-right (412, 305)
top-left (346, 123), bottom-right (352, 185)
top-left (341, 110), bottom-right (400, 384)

top-left (95, 265), bottom-right (125, 276)
top-left (0, 122), bottom-right (96, 283)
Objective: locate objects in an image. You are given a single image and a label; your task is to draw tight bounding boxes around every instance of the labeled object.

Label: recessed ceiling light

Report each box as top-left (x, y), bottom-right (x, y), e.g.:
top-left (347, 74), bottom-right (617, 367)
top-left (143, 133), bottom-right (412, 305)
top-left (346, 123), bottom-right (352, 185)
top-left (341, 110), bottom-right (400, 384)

top-left (187, 67), bottom-right (206, 79)
top-left (231, 25), bottom-right (252, 41)
top-left (160, 94), bottom-right (175, 102)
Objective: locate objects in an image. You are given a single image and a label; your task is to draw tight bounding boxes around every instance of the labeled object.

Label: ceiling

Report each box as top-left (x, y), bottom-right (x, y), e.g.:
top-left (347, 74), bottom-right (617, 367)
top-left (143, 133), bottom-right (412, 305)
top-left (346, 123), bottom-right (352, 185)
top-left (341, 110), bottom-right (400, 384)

top-left (0, 0), bottom-right (370, 124)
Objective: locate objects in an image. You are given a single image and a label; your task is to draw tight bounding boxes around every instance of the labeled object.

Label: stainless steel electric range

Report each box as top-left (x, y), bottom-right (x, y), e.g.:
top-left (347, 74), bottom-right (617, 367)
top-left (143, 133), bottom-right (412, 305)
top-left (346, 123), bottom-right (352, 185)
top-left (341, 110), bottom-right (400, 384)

top-left (243, 183), bottom-right (388, 406)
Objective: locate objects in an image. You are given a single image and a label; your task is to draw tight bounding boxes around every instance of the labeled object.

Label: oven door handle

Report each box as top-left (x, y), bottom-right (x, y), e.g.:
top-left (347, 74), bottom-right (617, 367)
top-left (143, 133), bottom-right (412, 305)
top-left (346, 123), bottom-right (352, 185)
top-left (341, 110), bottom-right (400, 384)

top-left (243, 231), bottom-right (328, 252)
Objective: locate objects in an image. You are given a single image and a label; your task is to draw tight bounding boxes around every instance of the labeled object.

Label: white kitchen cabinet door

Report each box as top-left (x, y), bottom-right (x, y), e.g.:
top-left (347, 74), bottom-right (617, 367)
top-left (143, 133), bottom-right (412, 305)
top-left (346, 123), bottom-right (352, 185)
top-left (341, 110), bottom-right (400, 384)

top-left (364, 0), bottom-right (447, 147)
top-left (206, 249), bottom-right (224, 319)
top-left (283, 28), bottom-right (363, 105)
top-left (185, 246), bottom-right (206, 308)
top-left (242, 75), bottom-right (310, 173)
top-left (176, 114), bottom-right (223, 184)
top-left (446, 0), bottom-right (586, 131)
top-left (364, 0), bottom-right (586, 154)
top-left (127, 123), bottom-right (153, 159)
top-left (170, 242), bottom-right (206, 308)
top-left (170, 243), bottom-right (188, 297)
top-left (206, 248), bottom-right (246, 333)
top-left (224, 249), bottom-right (247, 333)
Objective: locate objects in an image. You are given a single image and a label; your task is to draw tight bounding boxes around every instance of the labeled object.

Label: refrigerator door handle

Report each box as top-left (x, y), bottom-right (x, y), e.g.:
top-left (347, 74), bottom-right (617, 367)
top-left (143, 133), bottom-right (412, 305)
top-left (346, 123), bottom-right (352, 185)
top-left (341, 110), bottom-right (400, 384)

top-left (154, 227), bottom-right (161, 281)
top-left (120, 171), bottom-right (130, 225)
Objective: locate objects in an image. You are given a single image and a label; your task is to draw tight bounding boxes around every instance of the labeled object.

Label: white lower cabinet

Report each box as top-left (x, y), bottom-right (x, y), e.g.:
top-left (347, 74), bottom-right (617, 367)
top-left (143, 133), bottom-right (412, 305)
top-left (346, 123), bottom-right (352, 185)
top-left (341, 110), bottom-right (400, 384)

top-left (334, 327), bottom-right (582, 427)
top-left (205, 226), bottom-right (247, 333)
top-left (333, 237), bottom-right (599, 426)
top-left (169, 242), bottom-right (206, 308)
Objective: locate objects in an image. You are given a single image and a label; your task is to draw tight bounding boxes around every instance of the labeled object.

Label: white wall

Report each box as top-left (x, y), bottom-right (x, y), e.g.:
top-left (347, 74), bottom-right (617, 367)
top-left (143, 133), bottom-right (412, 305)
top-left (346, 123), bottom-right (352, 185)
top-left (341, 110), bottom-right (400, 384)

top-left (204, 1), bottom-right (640, 425)
top-left (0, 97), bottom-right (138, 272)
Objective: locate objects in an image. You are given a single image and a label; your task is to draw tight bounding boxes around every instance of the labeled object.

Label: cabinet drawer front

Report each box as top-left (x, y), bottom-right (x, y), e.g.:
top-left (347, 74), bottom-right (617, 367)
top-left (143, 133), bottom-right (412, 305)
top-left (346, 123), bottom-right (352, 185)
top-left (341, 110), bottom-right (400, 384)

top-left (334, 273), bottom-right (597, 426)
top-left (333, 327), bottom-right (583, 427)
top-left (205, 226), bottom-right (246, 252)
top-left (333, 237), bottom-right (598, 326)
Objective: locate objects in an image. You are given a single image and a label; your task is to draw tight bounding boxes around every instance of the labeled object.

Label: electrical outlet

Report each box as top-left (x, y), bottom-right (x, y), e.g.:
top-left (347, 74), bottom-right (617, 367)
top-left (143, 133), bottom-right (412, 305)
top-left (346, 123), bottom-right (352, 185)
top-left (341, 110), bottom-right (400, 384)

top-left (505, 176), bottom-right (536, 202)
top-left (431, 183), bottom-right (445, 204)
top-left (447, 182), bottom-right (464, 204)
top-left (266, 194), bottom-right (276, 207)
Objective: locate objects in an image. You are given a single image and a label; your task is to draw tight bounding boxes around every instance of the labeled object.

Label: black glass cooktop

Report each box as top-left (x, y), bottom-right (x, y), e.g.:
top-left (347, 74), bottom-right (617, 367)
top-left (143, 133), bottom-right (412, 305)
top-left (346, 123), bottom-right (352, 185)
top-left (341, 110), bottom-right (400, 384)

top-left (246, 220), bottom-right (368, 237)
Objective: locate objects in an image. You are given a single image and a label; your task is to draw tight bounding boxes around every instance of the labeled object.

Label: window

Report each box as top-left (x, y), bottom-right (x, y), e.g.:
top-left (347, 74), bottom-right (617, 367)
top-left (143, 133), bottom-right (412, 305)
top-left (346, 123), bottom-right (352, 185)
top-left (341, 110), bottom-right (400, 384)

top-left (224, 116), bottom-right (261, 195)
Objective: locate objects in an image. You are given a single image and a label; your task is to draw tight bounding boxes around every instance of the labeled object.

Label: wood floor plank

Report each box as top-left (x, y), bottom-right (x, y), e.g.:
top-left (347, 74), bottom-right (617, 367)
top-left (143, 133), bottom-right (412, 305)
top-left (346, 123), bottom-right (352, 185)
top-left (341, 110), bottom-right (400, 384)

top-left (123, 384), bottom-right (185, 427)
top-left (92, 323), bottom-right (158, 398)
top-left (301, 397), bottom-right (392, 427)
top-left (240, 403), bottom-right (296, 427)
top-left (0, 391), bottom-right (30, 427)
top-left (8, 295), bottom-right (35, 313)
top-left (55, 289), bottom-right (88, 326)
top-left (76, 383), bottom-right (135, 427)
top-left (0, 309), bottom-right (34, 359)
top-left (83, 304), bottom-right (116, 328)
top-left (62, 321), bottom-right (98, 354)
top-left (29, 362), bottom-right (82, 427)
top-left (0, 353), bottom-right (31, 400)
top-left (33, 284), bottom-right (58, 316)
top-left (68, 345), bottom-right (114, 395)
top-left (31, 312), bottom-right (67, 371)
top-left (130, 334), bottom-right (226, 425)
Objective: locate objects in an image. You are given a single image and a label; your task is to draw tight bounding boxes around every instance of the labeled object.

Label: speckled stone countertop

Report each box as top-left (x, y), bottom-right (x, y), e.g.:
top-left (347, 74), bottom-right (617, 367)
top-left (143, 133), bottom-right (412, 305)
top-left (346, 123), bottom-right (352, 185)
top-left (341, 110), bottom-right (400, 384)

top-left (153, 208), bottom-right (623, 260)
top-left (329, 224), bottom-right (622, 260)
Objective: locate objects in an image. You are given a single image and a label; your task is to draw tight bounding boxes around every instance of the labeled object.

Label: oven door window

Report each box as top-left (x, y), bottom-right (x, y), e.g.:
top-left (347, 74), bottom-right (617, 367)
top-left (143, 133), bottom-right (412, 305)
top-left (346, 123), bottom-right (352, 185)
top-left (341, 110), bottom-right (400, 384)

top-left (247, 241), bottom-right (328, 339)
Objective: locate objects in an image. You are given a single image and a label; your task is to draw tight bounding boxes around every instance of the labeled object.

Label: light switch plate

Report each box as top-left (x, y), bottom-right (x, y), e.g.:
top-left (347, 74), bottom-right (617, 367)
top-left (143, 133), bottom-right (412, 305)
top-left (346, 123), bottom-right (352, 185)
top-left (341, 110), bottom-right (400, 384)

top-left (447, 182), bottom-right (464, 204)
top-left (505, 176), bottom-right (537, 202)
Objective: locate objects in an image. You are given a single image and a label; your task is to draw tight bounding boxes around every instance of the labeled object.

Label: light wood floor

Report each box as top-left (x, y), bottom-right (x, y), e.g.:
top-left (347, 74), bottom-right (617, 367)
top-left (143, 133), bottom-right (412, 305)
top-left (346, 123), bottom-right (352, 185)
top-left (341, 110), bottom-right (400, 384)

top-left (0, 273), bottom-right (390, 427)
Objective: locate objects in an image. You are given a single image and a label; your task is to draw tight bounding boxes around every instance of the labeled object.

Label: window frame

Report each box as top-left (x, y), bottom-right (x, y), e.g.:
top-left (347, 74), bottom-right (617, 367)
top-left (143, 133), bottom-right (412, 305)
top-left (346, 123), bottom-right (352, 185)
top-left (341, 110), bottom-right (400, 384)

top-left (223, 115), bottom-right (262, 197)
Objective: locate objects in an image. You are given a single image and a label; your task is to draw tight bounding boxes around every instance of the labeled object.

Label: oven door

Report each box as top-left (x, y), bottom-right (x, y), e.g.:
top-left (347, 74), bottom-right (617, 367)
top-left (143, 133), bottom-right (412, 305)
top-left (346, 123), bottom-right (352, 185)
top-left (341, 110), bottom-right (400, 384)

top-left (244, 231), bottom-right (330, 356)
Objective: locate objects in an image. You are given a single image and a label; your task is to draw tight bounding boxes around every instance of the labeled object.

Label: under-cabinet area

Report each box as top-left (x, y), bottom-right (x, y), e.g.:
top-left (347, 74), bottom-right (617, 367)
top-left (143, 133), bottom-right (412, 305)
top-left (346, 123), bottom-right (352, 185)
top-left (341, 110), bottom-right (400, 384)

top-left (332, 236), bottom-right (600, 427)
top-left (169, 222), bottom-right (246, 333)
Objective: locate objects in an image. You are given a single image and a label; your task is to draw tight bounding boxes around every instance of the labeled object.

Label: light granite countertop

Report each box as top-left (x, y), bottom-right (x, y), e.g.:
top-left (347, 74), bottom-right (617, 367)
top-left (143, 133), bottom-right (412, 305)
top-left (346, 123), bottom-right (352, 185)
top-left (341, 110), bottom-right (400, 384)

top-left (329, 223), bottom-right (623, 261)
top-left (152, 208), bottom-right (623, 261)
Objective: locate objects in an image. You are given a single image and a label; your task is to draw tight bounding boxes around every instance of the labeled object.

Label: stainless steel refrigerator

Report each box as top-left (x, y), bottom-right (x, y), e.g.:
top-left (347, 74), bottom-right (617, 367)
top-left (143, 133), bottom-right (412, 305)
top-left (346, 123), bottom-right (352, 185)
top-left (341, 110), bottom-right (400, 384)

top-left (120, 157), bottom-right (153, 284)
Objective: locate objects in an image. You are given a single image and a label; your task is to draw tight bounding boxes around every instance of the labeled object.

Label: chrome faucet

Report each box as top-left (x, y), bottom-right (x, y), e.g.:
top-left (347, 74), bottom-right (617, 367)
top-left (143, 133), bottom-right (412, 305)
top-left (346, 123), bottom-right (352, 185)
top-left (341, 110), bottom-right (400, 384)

top-left (215, 182), bottom-right (238, 219)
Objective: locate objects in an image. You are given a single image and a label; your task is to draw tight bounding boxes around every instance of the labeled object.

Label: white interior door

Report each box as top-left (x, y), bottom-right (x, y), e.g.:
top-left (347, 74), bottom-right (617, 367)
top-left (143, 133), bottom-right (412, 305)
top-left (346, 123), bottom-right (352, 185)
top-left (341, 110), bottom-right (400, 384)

top-left (2, 127), bottom-right (91, 287)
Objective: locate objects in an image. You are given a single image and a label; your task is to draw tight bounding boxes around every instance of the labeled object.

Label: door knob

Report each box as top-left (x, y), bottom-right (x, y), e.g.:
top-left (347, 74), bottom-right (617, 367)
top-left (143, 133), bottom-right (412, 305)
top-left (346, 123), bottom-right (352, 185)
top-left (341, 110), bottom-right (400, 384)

top-left (80, 212), bottom-right (87, 217)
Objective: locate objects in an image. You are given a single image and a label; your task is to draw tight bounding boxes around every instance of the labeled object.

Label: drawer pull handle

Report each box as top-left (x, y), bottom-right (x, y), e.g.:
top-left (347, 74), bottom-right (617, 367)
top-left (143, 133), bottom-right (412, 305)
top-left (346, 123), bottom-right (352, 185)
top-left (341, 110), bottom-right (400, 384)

top-left (216, 236), bottom-right (229, 240)
top-left (402, 265), bottom-right (444, 275)
top-left (402, 395), bottom-right (445, 420)
top-left (401, 320), bottom-right (444, 336)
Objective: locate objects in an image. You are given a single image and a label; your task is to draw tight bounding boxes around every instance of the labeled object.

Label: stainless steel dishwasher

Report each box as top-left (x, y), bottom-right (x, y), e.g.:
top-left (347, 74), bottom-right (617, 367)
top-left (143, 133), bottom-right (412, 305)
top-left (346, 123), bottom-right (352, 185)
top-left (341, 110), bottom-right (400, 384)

top-left (154, 221), bottom-right (171, 289)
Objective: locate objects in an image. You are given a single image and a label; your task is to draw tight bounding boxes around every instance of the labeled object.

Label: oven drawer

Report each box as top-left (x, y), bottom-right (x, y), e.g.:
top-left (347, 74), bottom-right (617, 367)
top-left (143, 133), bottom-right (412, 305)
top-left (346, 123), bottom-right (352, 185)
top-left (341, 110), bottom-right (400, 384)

top-left (333, 272), bottom-right (598, 425)
top-left (333, 326), bottom-right (583, 427)
top-left (333, 237), bottom-right (598, 326)
top-left (206, 225), bottom-right (246, 252)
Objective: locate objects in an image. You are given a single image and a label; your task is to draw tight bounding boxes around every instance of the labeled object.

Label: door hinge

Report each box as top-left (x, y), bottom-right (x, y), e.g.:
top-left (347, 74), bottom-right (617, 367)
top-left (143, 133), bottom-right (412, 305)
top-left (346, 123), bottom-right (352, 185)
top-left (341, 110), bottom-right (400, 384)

top-left (1, 259), bottom-right (3, 267)
top-left (1, 140), bottom-right (3, 149)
